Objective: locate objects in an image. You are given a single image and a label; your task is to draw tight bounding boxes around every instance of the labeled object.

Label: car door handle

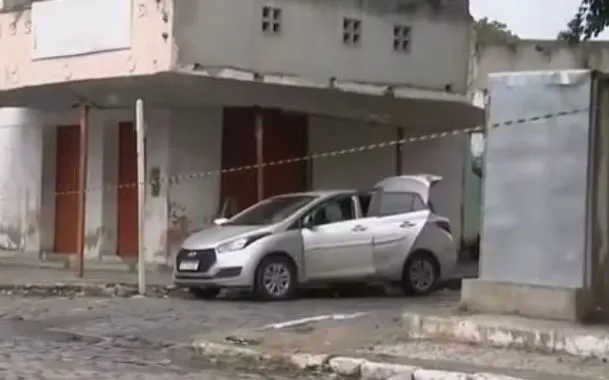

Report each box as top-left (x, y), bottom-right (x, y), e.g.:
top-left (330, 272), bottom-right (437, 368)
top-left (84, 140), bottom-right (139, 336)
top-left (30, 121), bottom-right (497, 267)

top-left (400, 221), bottom-right (415, 228)
top-left (351, 225), bottom-right (367, 232)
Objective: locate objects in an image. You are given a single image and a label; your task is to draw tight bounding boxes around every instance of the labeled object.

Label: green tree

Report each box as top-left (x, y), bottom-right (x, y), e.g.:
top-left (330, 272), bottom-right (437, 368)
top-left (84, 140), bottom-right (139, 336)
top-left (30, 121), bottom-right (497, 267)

top-left (474, 17), bottom-right (519, 44)
top-left (559, 1), bottom-right (609, 41)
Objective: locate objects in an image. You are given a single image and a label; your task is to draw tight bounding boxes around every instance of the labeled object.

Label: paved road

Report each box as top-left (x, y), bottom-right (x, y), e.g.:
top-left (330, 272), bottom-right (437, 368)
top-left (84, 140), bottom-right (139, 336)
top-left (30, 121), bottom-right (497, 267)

top-left (0, 290), bottom-right (460, 379)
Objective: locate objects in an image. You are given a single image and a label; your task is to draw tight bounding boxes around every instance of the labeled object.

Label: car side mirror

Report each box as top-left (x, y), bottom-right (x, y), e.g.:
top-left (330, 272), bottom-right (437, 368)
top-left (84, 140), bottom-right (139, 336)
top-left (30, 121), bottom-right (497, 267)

top-left (213, 217), bottom-right (228, 226)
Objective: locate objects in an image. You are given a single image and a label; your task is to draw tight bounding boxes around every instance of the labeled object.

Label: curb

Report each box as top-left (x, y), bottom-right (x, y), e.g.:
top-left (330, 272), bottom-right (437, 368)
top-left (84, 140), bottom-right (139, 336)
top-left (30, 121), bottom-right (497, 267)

top-left (402, 312), bottom-right (609, 360)
top-left (193, 340), bottom-right (527, 380)
top-left (0, 283), bottom-right (185, 298)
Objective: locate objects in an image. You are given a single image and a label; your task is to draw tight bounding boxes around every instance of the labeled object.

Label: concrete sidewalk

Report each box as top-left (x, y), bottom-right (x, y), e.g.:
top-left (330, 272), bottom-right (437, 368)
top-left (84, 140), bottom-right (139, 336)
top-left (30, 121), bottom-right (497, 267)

top-left (401, 311), bottom-right (609, 359)
top-left (0, 251), bottom-right (172, 285)
top-left (190, 310), bottom-right (609, 380)
top-left (0, 252), bottom-right (174, 297)
top-left (0, 262), bottom-right (172, 286)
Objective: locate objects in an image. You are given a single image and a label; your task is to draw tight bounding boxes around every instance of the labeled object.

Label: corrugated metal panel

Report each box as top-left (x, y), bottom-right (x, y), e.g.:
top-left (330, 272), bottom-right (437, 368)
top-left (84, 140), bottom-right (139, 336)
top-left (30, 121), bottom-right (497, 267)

top-left (481, 70), bottom-right (592, 288)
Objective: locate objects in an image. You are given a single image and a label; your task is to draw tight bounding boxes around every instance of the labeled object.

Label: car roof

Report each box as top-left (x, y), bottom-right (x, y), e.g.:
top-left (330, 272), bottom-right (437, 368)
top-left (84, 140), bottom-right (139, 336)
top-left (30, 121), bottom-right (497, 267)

top-left (270, 174), bottom-right (442, 200)
top-left (273, 189), bottom-right (355, 198)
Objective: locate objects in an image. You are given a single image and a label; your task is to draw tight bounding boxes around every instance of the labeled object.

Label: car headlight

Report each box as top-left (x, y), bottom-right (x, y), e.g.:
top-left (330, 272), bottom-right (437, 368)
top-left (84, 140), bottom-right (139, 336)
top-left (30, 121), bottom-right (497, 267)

top-left (215, 233), bottom-right (270, 254)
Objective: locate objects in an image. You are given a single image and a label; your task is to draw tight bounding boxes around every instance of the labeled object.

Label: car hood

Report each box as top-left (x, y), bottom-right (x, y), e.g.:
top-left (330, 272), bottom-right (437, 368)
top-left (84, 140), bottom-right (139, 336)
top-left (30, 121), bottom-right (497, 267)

top-left (181, 225), bottom-right (269, 249)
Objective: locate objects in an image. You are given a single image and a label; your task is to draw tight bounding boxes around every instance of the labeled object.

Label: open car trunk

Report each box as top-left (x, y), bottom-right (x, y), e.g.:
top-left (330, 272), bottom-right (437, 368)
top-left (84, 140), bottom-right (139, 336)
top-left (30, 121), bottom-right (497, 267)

top-left (366, 174), bottom-right (442, 217)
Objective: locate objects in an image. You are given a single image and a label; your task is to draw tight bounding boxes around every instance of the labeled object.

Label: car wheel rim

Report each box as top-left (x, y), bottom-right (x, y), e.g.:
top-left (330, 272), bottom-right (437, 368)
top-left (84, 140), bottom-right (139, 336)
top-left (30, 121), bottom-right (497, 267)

top-left (409, 259), bottom-right (435, 292)
top-left (262, 263), bottom-right (291, 297)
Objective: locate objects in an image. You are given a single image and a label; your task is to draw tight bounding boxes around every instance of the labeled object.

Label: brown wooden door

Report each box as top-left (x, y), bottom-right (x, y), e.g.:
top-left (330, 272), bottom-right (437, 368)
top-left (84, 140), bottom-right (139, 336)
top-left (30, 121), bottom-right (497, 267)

top-left (221, 108), bottom-right (258, 215)
top-left (54, 125), bottom-right (81, 254)
top-left (117, 122), bottom-right (138, 257)
top-left (220, 107), bottom-right (309, 215)
top-left (263, 109), bottom-right (309, 197)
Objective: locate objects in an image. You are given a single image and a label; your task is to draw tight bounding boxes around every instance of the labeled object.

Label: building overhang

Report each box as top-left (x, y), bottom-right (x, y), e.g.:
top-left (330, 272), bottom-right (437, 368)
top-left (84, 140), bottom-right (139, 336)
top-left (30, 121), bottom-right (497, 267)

top-left (0, 70), bottom-right (484, 133)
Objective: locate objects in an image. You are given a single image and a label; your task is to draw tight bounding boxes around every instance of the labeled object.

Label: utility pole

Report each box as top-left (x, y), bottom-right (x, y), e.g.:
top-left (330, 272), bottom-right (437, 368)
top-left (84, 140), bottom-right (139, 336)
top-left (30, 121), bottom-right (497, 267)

top-left (135, 99), bottom-right (147, 295)
top-left (75, 103), bottom-right (89, 278)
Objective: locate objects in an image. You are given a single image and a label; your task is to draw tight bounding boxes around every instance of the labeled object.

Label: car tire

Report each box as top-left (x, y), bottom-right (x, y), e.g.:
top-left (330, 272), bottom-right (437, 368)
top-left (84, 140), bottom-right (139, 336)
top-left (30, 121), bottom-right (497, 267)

top-left (254, 255), bottom-right (297, 301)
top-left (401, 251), bottom-right (439, 296)
top-left (189, 287), bottom-right (220, 300)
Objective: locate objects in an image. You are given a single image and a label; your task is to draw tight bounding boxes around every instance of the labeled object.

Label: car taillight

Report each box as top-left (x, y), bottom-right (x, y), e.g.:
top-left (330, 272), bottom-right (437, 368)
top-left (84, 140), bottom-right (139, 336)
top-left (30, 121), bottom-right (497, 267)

top-left (435, 220), bottom-right (452, 234)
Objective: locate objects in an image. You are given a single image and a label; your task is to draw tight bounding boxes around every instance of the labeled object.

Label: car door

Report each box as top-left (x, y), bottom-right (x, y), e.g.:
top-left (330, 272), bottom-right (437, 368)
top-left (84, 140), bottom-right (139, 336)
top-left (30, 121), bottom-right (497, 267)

top-left (301, 195), bottom-right (374, 280)
top-left (368, 190), bottom-right (431, 273)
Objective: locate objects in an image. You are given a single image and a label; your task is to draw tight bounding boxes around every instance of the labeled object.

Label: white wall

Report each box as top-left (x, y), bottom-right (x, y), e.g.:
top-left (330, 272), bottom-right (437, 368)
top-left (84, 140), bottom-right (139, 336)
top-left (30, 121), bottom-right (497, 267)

top-left (309, 117), bottom-right (397, 189)
top-left (401, 133), bottom-right (467, 245)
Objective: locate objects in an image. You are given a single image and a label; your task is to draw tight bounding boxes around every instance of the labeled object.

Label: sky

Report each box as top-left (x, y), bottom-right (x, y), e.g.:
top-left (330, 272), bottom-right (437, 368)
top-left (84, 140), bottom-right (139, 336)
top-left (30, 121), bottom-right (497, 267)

top-left (470, 0), bottom-right (609, 40)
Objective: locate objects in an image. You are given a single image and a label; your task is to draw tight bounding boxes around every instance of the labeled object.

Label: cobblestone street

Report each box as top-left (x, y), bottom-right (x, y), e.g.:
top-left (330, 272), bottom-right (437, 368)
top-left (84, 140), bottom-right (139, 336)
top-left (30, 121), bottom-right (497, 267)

top-left (0, 291), bottom-right (459, 379)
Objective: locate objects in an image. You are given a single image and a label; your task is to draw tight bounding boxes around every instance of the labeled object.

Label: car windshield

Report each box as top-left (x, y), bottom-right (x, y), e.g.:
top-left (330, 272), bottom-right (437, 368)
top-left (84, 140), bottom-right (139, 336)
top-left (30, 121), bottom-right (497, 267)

top-left (224, 195), bottom-right (316, 226)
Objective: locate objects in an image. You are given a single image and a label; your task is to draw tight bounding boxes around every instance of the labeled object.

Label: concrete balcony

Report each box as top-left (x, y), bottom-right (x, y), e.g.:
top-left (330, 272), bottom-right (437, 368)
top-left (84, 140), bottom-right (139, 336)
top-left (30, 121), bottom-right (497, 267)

top-left (0, 0), bottom-right (172, 90)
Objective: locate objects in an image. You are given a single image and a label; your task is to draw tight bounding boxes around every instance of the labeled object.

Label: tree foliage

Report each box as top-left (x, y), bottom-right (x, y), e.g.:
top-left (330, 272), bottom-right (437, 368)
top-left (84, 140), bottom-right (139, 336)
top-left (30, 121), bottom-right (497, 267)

top-left (474, 17), bottom-right (519, 44)
top-left (559, 0), bottom-right (609, 42)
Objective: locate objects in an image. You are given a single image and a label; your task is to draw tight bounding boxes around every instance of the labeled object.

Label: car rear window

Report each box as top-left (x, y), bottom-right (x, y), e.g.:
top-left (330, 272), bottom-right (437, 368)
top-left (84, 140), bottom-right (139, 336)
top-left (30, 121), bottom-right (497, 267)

top-left (370, 191), bottom-right (426, 217)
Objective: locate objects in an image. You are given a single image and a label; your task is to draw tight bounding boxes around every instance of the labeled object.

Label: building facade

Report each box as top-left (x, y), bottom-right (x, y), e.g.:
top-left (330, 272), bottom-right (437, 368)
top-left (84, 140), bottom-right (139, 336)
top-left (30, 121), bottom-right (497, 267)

top-left (0, 0), bottom-right (481, 264)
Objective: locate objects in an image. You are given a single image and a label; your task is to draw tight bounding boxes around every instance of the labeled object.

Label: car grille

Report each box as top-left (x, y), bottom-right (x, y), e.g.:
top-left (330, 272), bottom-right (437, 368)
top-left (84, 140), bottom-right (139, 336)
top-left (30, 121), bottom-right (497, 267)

top-left (176, 248), bottom-right (217, 273)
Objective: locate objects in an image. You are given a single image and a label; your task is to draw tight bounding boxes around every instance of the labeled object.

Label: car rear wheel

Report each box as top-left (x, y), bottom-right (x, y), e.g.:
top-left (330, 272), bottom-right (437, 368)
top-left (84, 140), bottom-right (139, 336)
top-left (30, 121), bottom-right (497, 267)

top-left (402, 252), bottom-right (438, 296)
top-left (189, 287), bottom-right (220, 300)
top-left (254, 255), bottom-right (297, 301)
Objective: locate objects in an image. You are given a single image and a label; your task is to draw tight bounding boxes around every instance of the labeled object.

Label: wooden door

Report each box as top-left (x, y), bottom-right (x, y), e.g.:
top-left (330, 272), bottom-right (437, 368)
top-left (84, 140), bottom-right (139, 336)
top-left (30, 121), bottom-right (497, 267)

top-left (263, 109), bottom-right (309, 197)
top-left (117, 122), bottom-right (138, 257)
top-left (220, 108), bottom-right (258, 215)
top-left (220, 107), bottom-right (309, 215)
top-left (54, 125), bottom-right (81, 254)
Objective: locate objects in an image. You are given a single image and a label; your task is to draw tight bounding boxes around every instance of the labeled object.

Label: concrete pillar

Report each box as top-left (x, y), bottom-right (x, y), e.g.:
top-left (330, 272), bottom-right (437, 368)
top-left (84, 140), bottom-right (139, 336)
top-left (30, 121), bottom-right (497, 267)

top-left (0, 108), bottom-right (44, 253)
top-left (461, 70), bottom-right (609, 322)
top-left (167, 108), bottom-right (222, 260)
top-left (83, 111), bottom-right (105, 259)
top-left (143, 109), bottom-right (171, 264)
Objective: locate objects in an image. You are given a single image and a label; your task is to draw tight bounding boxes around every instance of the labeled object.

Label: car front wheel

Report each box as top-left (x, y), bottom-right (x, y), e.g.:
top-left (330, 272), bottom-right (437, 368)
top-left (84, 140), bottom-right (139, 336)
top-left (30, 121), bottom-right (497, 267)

top-left (189, 287), bottom-right (220, 300)
top-left (402, 252), bottom-right (438, 296)
top-left (254, 255), bottom-right (297, 301)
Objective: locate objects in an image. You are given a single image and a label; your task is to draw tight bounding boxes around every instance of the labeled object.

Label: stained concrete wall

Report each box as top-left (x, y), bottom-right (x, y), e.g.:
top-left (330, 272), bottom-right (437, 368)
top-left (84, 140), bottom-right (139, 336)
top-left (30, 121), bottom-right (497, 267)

top-left (173, 0), bottom-right (472, 94)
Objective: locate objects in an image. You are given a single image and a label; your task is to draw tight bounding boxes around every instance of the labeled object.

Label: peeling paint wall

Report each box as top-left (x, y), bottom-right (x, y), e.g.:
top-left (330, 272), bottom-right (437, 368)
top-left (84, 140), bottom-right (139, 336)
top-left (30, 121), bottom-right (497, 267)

top-left (0, 0), bottom-right (173, 90)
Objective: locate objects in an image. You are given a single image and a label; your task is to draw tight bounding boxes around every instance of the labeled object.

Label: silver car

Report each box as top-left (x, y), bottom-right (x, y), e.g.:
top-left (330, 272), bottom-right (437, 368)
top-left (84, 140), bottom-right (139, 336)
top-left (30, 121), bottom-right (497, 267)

top-left (173, 175), bottom-right (457, 300)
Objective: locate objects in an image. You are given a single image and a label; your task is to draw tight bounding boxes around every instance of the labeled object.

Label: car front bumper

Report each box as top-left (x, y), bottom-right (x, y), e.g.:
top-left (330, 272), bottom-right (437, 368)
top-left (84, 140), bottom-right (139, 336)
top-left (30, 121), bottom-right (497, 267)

top-left (172, 246), bottom-right (258, 289)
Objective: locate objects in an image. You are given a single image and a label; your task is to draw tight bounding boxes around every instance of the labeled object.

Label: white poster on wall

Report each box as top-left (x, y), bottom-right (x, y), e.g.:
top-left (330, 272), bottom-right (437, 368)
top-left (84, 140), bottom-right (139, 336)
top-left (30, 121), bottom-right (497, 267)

top-left (32, 0), bottom-right (132, 59)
